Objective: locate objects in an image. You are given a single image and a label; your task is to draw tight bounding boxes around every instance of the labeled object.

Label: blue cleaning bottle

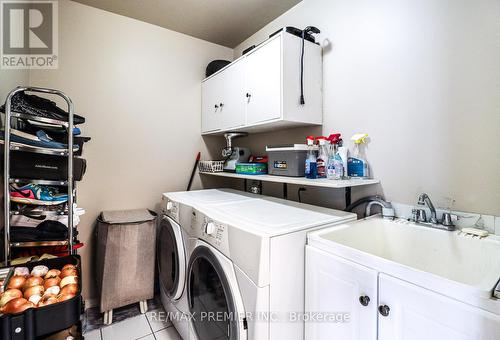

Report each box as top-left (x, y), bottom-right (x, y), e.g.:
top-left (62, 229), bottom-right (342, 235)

top-left (347, 133), bottom-right (369, 178)
top-left (305, 136), bottom-right (317, 179)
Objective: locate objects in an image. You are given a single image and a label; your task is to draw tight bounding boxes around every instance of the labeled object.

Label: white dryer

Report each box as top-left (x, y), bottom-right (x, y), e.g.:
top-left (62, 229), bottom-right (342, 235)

top-left (159, 189), bottom-right (255, 339)
top-left (186, 195), bottom-right (357, 340)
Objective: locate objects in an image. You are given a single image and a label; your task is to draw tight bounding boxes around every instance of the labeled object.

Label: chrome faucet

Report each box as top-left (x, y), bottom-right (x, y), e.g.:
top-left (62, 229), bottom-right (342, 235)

top-left (417, 193), bottom-right (438, 224)
top-left (412, 193), bottom-right (455, 231)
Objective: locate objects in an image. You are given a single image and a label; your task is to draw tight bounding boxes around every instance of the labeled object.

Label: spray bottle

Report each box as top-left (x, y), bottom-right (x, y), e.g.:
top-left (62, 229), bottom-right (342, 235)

top-left (305, 136), bottom-right (317, 179)
top-left (327, 134), bottom-right (341, 179)
top-left (316, 136), bottom-right (328, 178)
top-left (347, 133), bottom-right (369, 178)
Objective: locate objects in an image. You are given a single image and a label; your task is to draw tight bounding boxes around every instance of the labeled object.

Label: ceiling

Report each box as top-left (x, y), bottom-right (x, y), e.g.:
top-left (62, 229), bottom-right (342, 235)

top-left (72, 0), bottom-right (302, 48)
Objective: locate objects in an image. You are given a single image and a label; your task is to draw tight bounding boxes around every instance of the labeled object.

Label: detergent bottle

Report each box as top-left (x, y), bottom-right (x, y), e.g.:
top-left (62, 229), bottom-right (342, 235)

top-left (347, 133), bottom-right (369, 178)
top-left (305, 136), bottom-right (317, 179)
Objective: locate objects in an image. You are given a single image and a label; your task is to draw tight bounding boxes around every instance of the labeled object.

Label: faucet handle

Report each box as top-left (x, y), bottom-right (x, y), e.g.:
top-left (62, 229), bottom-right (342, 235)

top-left (412, 208), bottom-right (426, 223)
top-left (441, 212), bottom-right (454, 227)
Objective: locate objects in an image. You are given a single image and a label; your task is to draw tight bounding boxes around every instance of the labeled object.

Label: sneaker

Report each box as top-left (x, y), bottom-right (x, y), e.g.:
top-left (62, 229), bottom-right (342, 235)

top-left (10, 184), bottom-right (68, 205)
top-left (0, 128), bottom-right (79, 151)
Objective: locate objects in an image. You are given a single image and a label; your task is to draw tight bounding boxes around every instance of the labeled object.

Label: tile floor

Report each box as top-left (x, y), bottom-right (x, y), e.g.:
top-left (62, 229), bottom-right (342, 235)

top-left (83, 299), bottom-right (181, 340)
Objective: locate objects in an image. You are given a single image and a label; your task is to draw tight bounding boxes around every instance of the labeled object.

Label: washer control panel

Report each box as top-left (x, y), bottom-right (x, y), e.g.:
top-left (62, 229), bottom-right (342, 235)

top-left (192, 209), bottom-right (228, 252)
top-left (161, 196), bottom-right (179, 222)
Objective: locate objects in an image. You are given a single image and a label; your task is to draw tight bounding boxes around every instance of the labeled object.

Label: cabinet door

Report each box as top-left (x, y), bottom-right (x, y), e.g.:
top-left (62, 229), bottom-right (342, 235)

top-left (201, 75), bottom-right (221, 133)
top-left (218, 60), bottom-right (245, 130)
top-left (378, 274), bottom-right (500, 340)
top-left (245, 36), bottom-right (281, 125)
top-left (305, 246), bottom-right (378, 340)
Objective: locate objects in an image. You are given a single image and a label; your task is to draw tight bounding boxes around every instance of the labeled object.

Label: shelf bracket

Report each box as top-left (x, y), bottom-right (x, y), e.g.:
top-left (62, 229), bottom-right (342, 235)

top-left (345, 187), bottom-right (352, 210)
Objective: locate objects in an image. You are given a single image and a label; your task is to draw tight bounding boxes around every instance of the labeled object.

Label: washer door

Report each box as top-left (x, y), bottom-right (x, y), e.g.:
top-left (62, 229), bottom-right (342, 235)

top-left (188, 243), bottom-right (247, 340)
top-left (157, 215), bottom-right (186, 300)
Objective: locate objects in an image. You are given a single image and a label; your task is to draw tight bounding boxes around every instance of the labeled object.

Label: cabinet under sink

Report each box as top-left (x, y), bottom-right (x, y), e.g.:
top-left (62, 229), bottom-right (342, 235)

top-left (305, 217), bottom-right (500, 340)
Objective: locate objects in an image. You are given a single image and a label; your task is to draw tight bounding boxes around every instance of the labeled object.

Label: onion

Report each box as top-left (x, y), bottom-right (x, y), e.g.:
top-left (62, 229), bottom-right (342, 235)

top-left (56, 293), bottom-right (75, 302)
top-left (60, 268), bottom-right (77, 278)
top-left (61, 264), bottom-right (76, 271)
top-left (43, 277), bottom-right (61, 289)
top-left (3, 289), bottom-right (23, 299)
top-left (44, 269), bottom-right (61, 280)
top-left (31, 265), bottom-right (49, 277)
top-left (14, 267), bottom-right (30, 277)
top-left (60, 275), bottom-right (78, 288)
top-left (28, 294), bottom-right (42, 306)
top-left (39, 296), bottom-right (58, 307)
top-left (7, 275), bottom-right (26, 290)
top-left (60, 284), bottom-right (78, 296)
top-left (0, 289), bottom-right (23, 307)
top-left (23, 276), bottom-right (44, 290)
top-left (1, 297), bottom-right (27, 314)
top-left (23, 285), bottom-right (44, 299)
top-left (44, 286), bottom-right (60, 297)
top-left (15, 301), bottom-right (35, 314)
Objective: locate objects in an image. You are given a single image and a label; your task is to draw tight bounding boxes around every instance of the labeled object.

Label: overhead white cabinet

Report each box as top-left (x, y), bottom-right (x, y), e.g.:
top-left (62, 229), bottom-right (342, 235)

top-left (201, 31), bottom-right (322, 134)
top-left (305, 246), bottom-right (377, 340)
top-left (245, 36), bottom-right (282, 125)
top-left (306, 247), bottom-right (500, 340)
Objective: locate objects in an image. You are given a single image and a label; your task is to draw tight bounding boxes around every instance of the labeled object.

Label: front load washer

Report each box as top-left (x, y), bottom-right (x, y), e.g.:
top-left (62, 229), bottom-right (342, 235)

top-left (159, 189), bottom-right (255, 339)
top-left (186, 195), bottom-right (357, 340)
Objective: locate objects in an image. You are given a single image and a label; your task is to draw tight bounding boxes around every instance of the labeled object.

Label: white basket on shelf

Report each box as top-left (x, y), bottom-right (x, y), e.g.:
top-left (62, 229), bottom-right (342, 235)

top-left (198, 160), bottom-right (224, 173)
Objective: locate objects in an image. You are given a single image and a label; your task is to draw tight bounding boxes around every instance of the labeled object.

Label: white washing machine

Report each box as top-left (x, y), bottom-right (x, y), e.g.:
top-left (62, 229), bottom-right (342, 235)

top-left (159, 189), bottom-right (255, 339)
top-left (185, 195), bottom-right (357, 340)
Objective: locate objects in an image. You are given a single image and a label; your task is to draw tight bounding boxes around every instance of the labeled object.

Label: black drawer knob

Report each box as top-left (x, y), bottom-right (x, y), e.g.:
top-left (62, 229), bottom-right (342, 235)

top-left (359, 295), bottom-right (370, 306)
top-left (378, 305), bottom-right (390, 317)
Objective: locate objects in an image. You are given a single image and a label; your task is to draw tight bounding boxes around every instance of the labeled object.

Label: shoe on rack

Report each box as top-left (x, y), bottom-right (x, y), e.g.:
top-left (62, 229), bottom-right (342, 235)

top-left (0, 128), bottom-right (79, 151)
top-left (10, 184), bottom-right (68, 205)
top-left (0, 91), bottom-right (85, 124)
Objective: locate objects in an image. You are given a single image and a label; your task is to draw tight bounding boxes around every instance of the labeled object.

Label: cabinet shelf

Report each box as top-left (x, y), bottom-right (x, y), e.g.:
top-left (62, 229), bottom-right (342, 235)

top-left (200, 171), bottom-right (380, 189)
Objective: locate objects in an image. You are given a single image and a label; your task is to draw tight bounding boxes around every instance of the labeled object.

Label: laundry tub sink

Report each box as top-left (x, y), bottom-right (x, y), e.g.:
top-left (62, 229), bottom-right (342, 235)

top-left (308, 217), bottom-right (500, 310)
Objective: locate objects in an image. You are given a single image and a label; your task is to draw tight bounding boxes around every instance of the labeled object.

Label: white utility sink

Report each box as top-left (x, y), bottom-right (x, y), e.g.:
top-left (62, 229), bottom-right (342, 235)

top-left (309, 217), bottom-right (500, 310)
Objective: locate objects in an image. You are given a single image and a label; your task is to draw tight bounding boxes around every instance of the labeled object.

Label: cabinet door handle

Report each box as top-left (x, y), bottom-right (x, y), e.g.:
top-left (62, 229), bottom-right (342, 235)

top-left (214, 104), bottom-right (219, 109)
top-left (378, 305), bottom-right (390, 317)
top-left (359, 295), bottom-right (370, 306)
top-left (246, 93), bottom-right (251, 98)
top-left (219, 102), bottom-right (224, 108)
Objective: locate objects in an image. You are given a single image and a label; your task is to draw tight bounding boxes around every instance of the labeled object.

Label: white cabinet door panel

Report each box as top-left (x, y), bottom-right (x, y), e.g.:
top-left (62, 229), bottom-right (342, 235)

top-left (245, 36), bottom-right (282, 125)
top-left (218, 60), bottom-right (246, 130)
top-left (305, 246), bottom-right (378, 340)
top-left (201, 75), bottom-right (220, 133)
top-left (378, 273), bottom-right (500, 340)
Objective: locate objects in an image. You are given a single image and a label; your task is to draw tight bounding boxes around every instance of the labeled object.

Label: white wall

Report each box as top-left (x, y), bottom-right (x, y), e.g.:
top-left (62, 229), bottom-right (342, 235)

top-left (29, 0), bottom-right (232, 300)
top-left (232, 0), bottom-right (500, 215)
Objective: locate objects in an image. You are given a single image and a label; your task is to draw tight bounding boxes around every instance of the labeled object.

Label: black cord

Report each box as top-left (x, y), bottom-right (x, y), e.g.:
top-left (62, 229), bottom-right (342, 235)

top-left (300, 30), bottom-right (306, 105)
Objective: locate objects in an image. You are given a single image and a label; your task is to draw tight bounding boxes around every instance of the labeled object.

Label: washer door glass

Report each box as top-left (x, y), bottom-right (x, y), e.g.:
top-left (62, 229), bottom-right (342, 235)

top-left (158, 216), bottom-right (185, 299)
top-left (189, 246), bottom-right (238, 340)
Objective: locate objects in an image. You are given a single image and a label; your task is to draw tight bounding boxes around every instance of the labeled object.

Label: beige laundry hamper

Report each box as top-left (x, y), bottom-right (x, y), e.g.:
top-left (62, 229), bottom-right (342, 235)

top-left (96, 209), bottom-right (157, 325)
